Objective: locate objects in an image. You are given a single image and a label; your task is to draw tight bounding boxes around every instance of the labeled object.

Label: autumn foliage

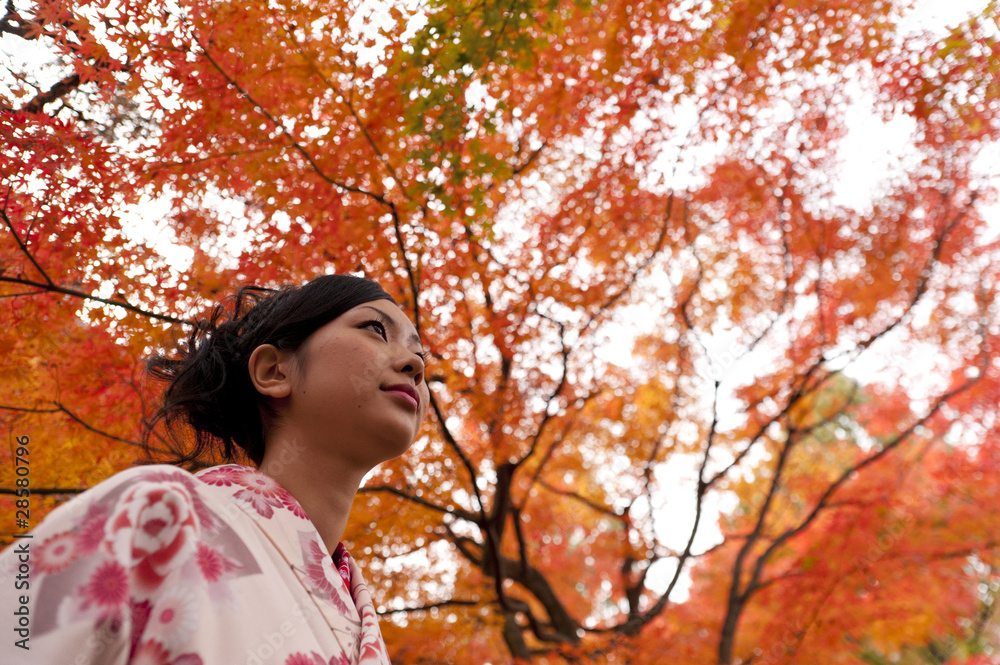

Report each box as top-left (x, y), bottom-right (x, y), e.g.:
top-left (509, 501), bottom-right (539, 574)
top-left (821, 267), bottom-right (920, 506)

top-left (2, 0), bottom-right (1000, 663)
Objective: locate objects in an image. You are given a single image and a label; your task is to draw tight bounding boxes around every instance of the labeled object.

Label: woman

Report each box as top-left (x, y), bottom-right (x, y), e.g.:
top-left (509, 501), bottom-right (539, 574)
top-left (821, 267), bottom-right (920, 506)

top-left (0, 274), bottom-right (428, 664)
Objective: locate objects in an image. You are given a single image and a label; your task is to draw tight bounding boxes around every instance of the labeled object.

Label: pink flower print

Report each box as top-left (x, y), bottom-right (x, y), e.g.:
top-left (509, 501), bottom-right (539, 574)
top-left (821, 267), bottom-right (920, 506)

top-left (171, 656), bottom-right (205, 665)
top-left (77, 502), bottom-right (111, 555)
top-left (280, 492), bottom-right (310, 520)
top-left (284, 653), bottom-right (327, 665)
top-left (198, 465), bottom-right (307, 519)
top-left (231, 470), bottom-right (286, 519)
top-left (146, 587), bottom-right (199, 653)
top-left (103, 482), bottom-right (198, 593)
top-left (144, 469), bottom-right (221, 533)
top-left (297, 533), bottom-right (350, 614)
top-left (359, 637), bottom-right (387, 665)
top-left (332, 543), bottom-right (352, 588)
top-left (130, 600), bottom-right (152, 658)
top-left (81, 560), bottom-right (129, 611)
top-left (300, 536), bottom-right (335, 599)
top-left (35, 531), bottom-right (79, 574)
top-left (131, 639), bottom-right (172, 665)
top-left (196, 464), bottom-right (247, 487)
top-left (194, 542), bottom-right (242, 583)
top-left (358, 603), bottom-right (388, 664)
top-left (131, 639), bottom-right (205, 665)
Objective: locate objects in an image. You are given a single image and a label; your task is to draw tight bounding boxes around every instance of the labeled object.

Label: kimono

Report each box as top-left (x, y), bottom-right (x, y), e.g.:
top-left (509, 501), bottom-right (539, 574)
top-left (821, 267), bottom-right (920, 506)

top-left (0, 464), bottom-right (392, 665)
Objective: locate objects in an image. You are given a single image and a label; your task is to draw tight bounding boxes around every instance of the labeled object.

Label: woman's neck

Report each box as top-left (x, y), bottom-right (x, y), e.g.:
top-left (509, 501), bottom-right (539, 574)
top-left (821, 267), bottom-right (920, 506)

top-left (258, 433), bottom-right (370, 553)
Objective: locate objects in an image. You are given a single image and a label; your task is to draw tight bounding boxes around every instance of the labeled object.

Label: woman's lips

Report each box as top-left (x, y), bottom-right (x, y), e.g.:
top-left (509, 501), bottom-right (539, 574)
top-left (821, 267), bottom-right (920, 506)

top-left (382, 384), bottom-right (419, 409)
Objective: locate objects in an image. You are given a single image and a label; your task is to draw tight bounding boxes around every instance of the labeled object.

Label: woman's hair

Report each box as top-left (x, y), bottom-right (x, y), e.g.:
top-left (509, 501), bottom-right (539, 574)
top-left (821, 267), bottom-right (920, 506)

top-left (145, 274), bottom-right (396, 466)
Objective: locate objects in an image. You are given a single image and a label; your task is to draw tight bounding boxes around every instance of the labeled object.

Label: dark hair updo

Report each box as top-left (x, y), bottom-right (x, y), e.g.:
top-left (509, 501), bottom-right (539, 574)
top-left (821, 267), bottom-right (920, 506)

top-left (145, 274), bottom-right (396, 466)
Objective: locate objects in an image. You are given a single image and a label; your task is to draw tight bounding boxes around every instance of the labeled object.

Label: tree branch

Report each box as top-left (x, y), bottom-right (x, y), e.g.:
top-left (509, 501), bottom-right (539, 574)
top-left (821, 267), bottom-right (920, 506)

top-left (377, 598), bottom-right (484, 616)
top-left (192, 35), bottom-right (388, 204)
top-left (360, 484), bottom-right (479, 523)
top-left (0, 487), bottom-right (86, 495)
top-left (22, 74), bottom-right (82, 113)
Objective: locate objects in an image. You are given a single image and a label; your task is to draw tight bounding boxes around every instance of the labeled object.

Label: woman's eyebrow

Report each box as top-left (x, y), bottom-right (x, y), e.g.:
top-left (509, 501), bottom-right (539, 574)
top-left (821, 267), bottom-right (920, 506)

top-left (359, 304), bottom-right (423, 347)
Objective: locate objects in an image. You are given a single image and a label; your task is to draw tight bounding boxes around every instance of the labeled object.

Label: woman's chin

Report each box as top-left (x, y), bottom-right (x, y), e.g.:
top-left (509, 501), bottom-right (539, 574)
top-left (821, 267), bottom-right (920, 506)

top-left (364, 432), bottom-right (419, 467)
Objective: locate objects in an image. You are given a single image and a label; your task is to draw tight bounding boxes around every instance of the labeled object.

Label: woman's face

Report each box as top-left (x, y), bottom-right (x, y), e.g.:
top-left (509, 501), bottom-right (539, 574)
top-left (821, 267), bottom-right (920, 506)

top-left (279, 300), bottom-right (429, 467)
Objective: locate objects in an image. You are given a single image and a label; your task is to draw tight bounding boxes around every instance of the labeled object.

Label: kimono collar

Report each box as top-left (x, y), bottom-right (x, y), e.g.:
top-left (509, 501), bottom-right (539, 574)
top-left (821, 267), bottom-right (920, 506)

top-left (193, 465), bottom-right (365, 646)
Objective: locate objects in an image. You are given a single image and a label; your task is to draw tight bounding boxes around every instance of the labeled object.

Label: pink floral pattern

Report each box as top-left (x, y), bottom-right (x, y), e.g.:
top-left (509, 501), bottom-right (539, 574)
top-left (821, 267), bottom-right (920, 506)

top-left (333, 543), bottom-right (352, 588)
top-left (146, 587), bottom-right (200, 652)
top-left (199, 464), bottom-right (309, 520)
top-left (103, 482), bottom-right (199, 596)
top-left (299, 533), bottom-right (352, 615)
top-left (195, 466), bottom-right (243, 487)
top-left (285, 653), bottom-right (350, 665)
top-left (0, 464), bottom-right (392, 664)
top-left (81, 560), bottom-right (130, 612)
top-left (35, 531), bottom-right (80, 574)
top-left (133, 639), bottom-right (173, 665)
top-left (193, 541), bottom-right (242, 583)
top-left (130, 599), bottom-right (153, 656)
top-left (78, 502), bottom-right (112, 554)
top-left (131, 639), bottom-right (203, 665)
top-left (142, 469), bottom-right (224, 533)
top-left (357, 597), bottom-right (389, 664)
top-left (281, 492), bottom-right (311, 520)
top-left (285, 654), bottom-right (326, 665)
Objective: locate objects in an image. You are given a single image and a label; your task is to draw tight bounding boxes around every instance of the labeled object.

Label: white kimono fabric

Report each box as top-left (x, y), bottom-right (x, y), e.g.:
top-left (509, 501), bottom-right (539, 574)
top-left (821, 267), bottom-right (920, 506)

top-left (0, 464), bottom-right (392, 665)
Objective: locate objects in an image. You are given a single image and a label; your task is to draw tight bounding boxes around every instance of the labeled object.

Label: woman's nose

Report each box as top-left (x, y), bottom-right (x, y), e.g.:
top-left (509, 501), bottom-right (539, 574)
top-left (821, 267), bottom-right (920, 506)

top-left (397, 349), bottom-right (425, 381)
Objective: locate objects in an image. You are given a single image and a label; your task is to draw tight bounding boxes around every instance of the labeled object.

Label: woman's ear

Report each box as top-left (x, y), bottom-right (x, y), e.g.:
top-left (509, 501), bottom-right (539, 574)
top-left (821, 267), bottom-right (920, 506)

top-left (248, 344), bottom-right (295, 398)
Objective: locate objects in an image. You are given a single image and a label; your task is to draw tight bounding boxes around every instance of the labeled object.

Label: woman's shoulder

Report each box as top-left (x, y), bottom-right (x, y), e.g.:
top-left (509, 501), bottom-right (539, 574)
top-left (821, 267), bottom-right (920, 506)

top-left (1, 464), bottom-right (250, 555)
top-left (16, 465), bottom-right (194, 534)
top-left (0, 463), bottom-right (265, 595)
top-left (53, 463), bottom-right (256, 506)
top-left (0, 465), bottom-right (275, 662)
top-left (60, 463), bottom-right (206, 500)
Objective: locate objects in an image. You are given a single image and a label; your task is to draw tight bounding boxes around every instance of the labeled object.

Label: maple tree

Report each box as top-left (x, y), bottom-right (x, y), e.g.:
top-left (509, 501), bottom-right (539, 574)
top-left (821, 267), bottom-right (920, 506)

top-left (2, 0), bottom-right (1000, 663)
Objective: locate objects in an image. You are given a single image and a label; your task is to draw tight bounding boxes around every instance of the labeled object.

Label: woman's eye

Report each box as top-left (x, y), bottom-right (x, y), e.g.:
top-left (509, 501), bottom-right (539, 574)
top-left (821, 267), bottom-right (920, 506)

top-left (362, 320), bottom-right (388, 340)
